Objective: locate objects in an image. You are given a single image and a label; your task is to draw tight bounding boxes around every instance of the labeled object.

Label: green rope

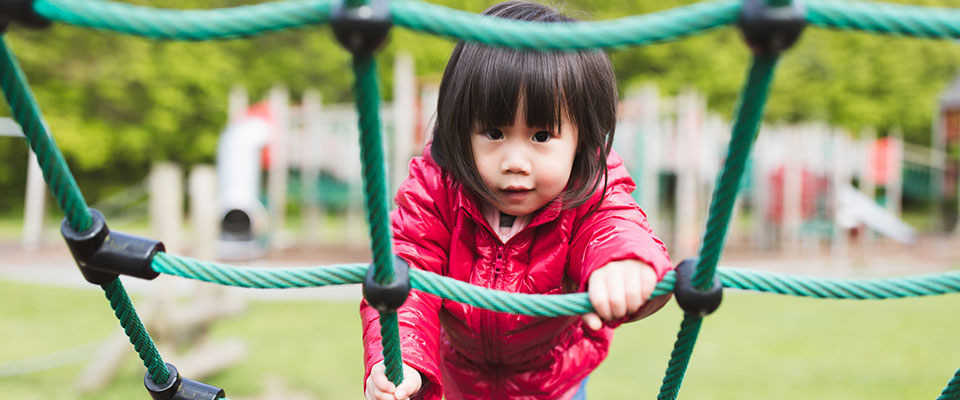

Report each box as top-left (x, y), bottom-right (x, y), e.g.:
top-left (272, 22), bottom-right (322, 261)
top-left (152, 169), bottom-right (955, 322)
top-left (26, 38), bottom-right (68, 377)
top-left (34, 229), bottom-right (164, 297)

top-left (36, 0), bottom-right (960, 45)
top-left (807, 0), bottom-right (960, 39)
top-left (939, 368), bottom-right (960, 400)
top-left (661, 55), bottom-right (779, 400)
top-left (101, 278), bottom-right (170, 385)
top-left (0, 36), bottom-right (91, 232)
top-left (351, 53), bottom-right (402, 384)
top-left (657, 315), bottom-right (703, 400)
top-left (693, 55), bottom-right (780, 290)
top-left (390, 0), bottom-right (740, 50)
top-left (33, 0), bottom-right (333, 41)
top-left (153, 253), bottom-right (960, 311)
top-left (32, 0), bottom-right (740, 48)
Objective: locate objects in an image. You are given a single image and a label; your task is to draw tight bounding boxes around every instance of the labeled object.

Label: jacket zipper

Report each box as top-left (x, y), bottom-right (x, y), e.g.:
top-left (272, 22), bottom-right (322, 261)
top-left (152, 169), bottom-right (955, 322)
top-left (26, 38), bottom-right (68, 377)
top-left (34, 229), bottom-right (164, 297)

top-left (490, 246), bottom-right (504, 398)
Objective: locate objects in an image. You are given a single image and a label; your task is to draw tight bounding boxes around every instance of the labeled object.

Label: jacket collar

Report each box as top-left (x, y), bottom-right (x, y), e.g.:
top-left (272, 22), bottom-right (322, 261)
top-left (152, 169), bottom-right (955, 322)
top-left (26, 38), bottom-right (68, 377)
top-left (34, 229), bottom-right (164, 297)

top-left (456, 186), bottom-right (562, 243)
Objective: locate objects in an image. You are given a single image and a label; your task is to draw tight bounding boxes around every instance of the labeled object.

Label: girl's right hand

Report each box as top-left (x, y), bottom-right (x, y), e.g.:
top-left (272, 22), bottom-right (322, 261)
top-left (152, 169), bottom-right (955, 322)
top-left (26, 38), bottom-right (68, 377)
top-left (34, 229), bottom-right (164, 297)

top-left (365, 361), bottom-right (423, 400)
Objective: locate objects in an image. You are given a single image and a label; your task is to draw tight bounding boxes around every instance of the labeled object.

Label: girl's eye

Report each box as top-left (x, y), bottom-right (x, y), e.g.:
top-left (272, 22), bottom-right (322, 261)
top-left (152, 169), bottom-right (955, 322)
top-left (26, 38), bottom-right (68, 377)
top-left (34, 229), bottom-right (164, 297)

top-left (484, 129), bottom-right (504, 140)
top-left (533, 131), bottom-right (551, 143)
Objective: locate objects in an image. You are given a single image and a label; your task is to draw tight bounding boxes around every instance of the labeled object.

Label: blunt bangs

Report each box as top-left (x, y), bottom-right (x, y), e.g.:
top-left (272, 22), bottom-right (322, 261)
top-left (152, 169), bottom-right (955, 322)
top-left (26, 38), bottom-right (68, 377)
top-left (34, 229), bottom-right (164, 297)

top-left (431, 1), bottom-right (618, 211)
top-left (469, 46), bottom-right (568, 135)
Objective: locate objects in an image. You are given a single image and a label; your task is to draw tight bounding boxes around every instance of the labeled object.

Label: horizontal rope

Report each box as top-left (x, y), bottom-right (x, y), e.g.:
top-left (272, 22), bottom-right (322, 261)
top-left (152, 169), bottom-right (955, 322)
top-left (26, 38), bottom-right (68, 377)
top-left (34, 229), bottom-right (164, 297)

top-left (31, 0), bottom-right (740, 47)
top-left (807, 0), bottom-right (960, 39)
top-left (390, 0), bottom-right (740, 50)
top-left (153, 253), bottom-right (960, 316)
top-left (34, 0), bottom-right (960, 46)
top-left (33, 0), bottom-right (333, 40)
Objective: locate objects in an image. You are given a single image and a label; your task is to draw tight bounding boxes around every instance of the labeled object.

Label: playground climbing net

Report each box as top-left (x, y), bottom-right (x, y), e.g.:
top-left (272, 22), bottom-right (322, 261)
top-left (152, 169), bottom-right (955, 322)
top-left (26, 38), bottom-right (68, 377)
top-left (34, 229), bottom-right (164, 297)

top-left (4, 0), bottom-right (960, 398)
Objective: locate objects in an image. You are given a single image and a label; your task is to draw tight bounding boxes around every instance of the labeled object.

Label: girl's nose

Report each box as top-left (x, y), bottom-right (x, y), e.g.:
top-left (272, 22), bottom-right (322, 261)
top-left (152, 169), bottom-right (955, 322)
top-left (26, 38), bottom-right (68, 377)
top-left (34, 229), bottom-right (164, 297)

top-left (501, 150), bottom-right (531, 174)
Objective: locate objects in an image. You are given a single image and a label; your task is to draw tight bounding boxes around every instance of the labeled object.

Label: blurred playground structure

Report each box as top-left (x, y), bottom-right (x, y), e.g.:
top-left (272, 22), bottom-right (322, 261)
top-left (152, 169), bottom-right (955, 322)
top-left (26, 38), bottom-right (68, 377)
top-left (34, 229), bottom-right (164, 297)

top-left (8, 52), bottom-right (960, 262)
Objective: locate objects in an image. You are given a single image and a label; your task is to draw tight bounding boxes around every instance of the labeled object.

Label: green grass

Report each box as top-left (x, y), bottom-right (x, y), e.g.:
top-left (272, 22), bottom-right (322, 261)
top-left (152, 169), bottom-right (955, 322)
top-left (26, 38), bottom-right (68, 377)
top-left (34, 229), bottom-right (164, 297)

top-left (1, 280), bottom-right (958, 399)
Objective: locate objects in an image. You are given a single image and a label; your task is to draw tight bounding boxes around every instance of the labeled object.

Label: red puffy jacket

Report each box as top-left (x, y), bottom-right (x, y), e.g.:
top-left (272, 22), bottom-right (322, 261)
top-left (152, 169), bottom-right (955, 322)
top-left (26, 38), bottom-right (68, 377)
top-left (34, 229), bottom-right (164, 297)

top-left (361, 145), bottom-right (672, 400)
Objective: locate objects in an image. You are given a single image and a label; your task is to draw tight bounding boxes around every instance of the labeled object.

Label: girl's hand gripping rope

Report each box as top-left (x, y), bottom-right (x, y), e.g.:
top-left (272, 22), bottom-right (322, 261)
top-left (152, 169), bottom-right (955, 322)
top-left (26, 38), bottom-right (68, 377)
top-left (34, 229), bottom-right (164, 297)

top-left (582, 260), bottom-right (659, 331)
top-left (365, 361), bottom-right (423, 400)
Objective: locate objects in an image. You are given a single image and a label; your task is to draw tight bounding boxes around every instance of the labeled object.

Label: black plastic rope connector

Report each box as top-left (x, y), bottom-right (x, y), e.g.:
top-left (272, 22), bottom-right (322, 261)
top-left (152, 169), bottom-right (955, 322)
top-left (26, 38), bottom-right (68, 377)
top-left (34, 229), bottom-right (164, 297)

top-left (738, 0), bottom-right (807, 55)
top-left (61, 208), bottom-right (164, 285)
top-left (0, 0), bottom-right (50, 30)
top-left (144, 363), bottom-right (226, 400)
top-left (331, 0), bottom-right (392, 55)
top-left (673, 258), bottom-right (723, 317)
top-left (362, 255), bottom-right (411, 312)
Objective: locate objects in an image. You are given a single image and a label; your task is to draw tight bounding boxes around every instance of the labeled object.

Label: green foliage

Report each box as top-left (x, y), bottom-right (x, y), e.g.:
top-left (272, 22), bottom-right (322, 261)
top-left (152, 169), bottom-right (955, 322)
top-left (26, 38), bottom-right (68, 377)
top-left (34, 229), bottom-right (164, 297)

top-left (3, 0), bottom-right (960, 211)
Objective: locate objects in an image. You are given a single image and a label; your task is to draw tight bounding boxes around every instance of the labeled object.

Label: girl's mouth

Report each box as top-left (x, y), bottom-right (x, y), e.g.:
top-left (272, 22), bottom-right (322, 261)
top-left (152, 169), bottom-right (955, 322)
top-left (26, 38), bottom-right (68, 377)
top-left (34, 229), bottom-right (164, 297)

top-left (500, 188), bottom-right (533, 201)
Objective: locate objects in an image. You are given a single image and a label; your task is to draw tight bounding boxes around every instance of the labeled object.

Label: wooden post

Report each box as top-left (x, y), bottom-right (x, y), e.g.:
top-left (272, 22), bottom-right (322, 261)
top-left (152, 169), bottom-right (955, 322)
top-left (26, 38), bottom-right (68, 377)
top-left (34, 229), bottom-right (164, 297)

top-left (636, 85), bottom-right (661, 230)
top-left (861, 128), bottom-right (877, 245)
top-left (150, 162), bottom-right (183, 255)
top-left (674, 90), bottom-right (701, 258)
top-left (887, 129), bottom-right (904, 218)
top-left (268, 85), bottom-right (290, 249)
top-left (782, 127), bottom-right (803, 253)
top-left (831, 129), bottom-right (850, 258)
top-left (751, 128), bottom-right (770, 251)
top-left (419, 85), bottom-right (440, 146)
top-left (189, 165), bottom-right (218, 260)
top-left (392, 52), bottom-right (416, 199)
top-left (21, 149), bottom-right (45, 250)
top-left (301, 89), bottom-right (324, 243)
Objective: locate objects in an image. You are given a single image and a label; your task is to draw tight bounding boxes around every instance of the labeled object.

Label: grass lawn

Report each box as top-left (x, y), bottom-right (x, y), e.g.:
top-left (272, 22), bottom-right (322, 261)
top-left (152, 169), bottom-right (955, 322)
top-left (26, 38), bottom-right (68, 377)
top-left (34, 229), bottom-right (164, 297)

top-left (1, 279), bottom-right (958, 399)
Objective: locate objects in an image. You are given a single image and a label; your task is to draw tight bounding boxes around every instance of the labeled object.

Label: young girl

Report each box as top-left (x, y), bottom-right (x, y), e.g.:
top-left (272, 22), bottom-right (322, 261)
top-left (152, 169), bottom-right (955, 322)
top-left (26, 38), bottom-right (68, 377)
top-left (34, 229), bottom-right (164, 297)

top-left (362, 2), bottom-right (673, 399)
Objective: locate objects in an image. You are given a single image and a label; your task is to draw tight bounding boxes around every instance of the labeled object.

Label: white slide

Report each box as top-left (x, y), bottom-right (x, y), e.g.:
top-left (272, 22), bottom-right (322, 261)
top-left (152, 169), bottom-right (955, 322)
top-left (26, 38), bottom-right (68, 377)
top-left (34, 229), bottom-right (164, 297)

top-left (836, 185), bottom-right (917, 244)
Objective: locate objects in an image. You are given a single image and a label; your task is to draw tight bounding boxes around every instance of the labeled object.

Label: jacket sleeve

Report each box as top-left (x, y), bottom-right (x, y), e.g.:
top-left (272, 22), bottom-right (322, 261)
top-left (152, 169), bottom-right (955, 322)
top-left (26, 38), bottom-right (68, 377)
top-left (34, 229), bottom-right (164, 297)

top-left (361, 155), bottom-right (449, 400)
top-left (567, 156), bottom-right (673, 326)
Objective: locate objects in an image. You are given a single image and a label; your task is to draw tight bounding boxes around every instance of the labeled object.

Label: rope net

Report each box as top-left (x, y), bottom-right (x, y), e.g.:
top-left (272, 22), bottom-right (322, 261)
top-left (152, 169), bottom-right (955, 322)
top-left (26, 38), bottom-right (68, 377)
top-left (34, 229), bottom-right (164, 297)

top-left (5, 0), bottom-right (959, 398)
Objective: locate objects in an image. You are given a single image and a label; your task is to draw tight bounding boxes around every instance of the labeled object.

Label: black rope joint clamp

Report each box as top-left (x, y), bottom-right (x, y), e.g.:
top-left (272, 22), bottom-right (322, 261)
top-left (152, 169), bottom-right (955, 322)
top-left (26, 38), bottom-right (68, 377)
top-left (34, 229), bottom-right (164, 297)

top-left (144, 363), bottom-right (226, 400)
top-left (0, 0), bottom-right (50, 30)
top-left (738, 0), bottom-right (807, 55)
top-left (673, 257), bottom-right (723, 317)
top-left (331, 0), bottom-right (392, 54)
top-left (61, 208), bottom-right (164, 285)
top-left (363, 255), bottom-right (411, 312)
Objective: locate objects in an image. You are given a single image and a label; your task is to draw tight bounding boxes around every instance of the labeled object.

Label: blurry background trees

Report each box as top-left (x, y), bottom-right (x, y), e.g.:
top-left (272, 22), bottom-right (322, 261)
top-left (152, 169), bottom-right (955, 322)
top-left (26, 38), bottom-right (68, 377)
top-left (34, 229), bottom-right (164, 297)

top-left (2, 0), bottom-right (960, 211)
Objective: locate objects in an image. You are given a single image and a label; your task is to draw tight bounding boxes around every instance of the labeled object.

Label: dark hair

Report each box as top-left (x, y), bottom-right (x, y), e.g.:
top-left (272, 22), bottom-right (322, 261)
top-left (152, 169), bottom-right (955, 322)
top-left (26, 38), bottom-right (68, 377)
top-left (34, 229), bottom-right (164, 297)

top-left (431, 1), bottom-right (617, 209)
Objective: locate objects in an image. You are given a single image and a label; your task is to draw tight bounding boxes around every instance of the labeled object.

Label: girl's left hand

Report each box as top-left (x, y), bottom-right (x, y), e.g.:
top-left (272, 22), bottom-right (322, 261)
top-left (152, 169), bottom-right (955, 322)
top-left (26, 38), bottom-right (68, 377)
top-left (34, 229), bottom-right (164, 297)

top-left (582, 260), bottom-right (658, 331)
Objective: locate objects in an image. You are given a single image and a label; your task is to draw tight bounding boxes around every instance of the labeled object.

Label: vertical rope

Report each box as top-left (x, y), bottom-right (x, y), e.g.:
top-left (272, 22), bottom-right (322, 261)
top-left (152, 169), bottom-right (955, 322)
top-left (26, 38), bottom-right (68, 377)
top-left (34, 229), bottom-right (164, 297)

top-left (657, 55), bottom-right (780, 400)
top-left (692, 55), bottom-right (780, 290)
top-left (657, 315), bottom-right (703, 400)
top-left (102, 279), bottom-right (170, 385)
top-left (352, 53), bottom-right (403, 385)
top-left (938, 367), bottom-right (960, 400)
top-left (0, 36), bottom-right (92, 232)
top-left (0, 36), bottom-right (170, 385)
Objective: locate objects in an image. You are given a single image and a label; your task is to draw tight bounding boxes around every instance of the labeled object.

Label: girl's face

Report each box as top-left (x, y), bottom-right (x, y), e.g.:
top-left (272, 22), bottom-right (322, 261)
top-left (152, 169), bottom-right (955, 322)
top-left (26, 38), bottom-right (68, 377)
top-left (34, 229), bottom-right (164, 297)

top-left (471, 104), bottom-right (578, 217)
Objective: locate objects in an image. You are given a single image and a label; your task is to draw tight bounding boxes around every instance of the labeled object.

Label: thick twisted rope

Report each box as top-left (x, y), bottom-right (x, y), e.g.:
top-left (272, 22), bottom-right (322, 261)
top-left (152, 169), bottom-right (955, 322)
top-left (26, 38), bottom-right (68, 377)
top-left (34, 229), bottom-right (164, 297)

top-left (660, 55), bottom-right (780, 399)
top-left (0, 36), bottom-right (91, 232)
top-left (33, 0), bottom-right (960, 45)
top-left (390, 0), bottom-right (740, 50)
top-left (101, 279), bottom-right (170, 385)
top-left (32, 0), bottom-right (739, 46)
top-left (0, 34), bottom-right (171, 388)
top-left (657, 315), bottom-right (702, 400)
top-left (153, 253), bottom-right (960, 309)
top-left (33, 0), bottom-right (333, 41)
top-left (939, 368), bottom-right (960, 400)
top-left (352, 53), bottom-right (403, 384)
top-left (693, 55), bottom-right (779, 289)
top-left (807, 0), bottom-right (960, 39)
